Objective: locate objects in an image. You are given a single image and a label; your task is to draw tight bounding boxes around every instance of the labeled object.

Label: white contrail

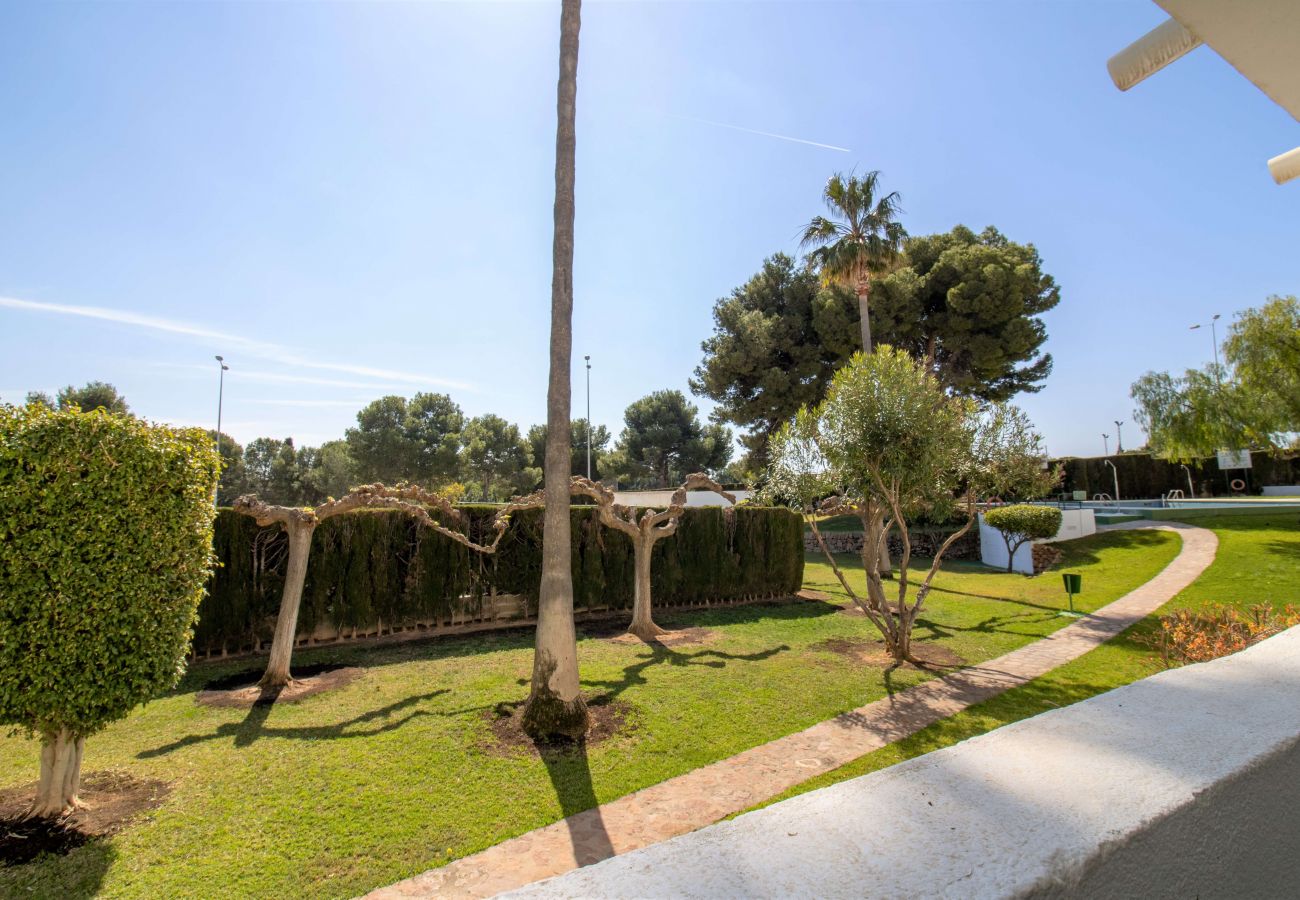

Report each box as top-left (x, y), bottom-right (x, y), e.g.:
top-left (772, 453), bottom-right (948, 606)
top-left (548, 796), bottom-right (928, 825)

top-left (673, 114), bottom-right (851, 153)
top-left (1, 296), bottom-right (471, 390)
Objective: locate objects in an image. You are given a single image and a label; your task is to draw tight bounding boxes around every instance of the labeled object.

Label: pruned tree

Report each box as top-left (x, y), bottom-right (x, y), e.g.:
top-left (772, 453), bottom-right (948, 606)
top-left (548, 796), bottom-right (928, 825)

top-left (233, 483), bottom-right (523, 689)
top-left (572, 473), bottom-right (734, 639)
top-left (0, 405), bottom-right (219, 817)
top-left (765, 347), bottom-right (1052, 665)
top-left (983, 504), bottom-right (1063, 573)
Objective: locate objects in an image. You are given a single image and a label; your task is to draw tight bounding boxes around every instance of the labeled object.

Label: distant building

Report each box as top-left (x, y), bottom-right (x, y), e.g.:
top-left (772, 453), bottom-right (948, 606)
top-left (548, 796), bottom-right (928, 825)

top-left (612, 489), bottom-right (754, 508)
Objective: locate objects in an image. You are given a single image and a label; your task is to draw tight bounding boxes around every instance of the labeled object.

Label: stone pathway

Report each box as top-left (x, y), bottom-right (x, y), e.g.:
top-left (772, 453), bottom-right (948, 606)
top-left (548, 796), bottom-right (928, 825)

top-left (366, 522), bottom-right (1217, 900)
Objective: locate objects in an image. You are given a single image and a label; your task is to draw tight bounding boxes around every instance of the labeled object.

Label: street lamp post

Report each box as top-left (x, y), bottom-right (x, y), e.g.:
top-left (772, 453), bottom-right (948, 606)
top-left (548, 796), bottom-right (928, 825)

top-left (1102, 433), bottom-right (1110, 456)
top-left (1114, 420), bottom-right (1124, 453)
top-left (584, 355), bottom-right (592, 480)
top-left (214, 355), bottom-right (229, 505)
top-left (1190, 314), bottom-right (1222, 375)
top-left (215, 355), bottom-right (229, 441)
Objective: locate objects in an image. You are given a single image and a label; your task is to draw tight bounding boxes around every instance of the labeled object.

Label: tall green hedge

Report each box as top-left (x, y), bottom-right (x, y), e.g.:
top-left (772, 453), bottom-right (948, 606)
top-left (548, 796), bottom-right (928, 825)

top-left (1055, 451), bottom-right (1300, 499)
top-left (196, 504), bottom-right (804, 655)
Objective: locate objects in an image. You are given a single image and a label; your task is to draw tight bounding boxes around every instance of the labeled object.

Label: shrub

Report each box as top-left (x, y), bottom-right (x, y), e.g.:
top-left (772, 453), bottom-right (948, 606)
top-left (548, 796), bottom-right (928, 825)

top-left (1146, 604), bottom-right (1300, 668)
top-left (0, 405), bottom-right (219, 816)
top-left (983, 504), bottom-right (1062, 573)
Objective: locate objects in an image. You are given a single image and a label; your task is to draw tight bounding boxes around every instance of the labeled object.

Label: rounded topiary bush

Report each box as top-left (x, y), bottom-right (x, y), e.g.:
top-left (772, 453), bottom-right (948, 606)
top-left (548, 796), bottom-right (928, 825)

top-left (983, 504), bottom-right (1063, 573)
top-left (0, 404), bottom-right (219, 816)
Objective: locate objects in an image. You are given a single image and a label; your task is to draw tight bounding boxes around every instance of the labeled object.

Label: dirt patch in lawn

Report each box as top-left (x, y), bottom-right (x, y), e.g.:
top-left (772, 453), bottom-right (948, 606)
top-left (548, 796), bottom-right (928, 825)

top-left (196, 663), bottom-right (362, 708)
top-left (811, 637), bottom-right (965, 670)
top-left (604, 627), bottom-right (718, 648)
top-left (481, 696), bottom-right (632, 758)
top-left (0, 771), bottom-right (170, 867)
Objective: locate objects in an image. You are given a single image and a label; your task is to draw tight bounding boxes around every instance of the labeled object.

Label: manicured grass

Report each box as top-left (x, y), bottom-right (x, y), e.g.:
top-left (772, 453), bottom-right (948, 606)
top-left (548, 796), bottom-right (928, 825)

top-left (0, 527), bottom-right (1179, 899)
top-left (753, 513), bottom-right (1299, 810)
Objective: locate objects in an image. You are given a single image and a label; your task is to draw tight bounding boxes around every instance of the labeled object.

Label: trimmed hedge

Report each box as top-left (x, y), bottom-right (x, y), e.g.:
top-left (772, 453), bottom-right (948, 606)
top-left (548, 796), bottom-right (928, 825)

top-left (1055, 451), bottom-right (1300, 499)
top-left (196, 504), bottom-right (804, 655)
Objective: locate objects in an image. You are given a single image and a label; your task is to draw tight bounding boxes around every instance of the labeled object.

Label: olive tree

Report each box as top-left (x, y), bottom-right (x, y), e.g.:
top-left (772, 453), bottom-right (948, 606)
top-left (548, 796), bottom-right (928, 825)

top-left (983, 504), bottom-right (1063, 573)
top-left (0, 405), bottom-right (219, 817)
top-left (765, 347), bottom-right (1052, 665)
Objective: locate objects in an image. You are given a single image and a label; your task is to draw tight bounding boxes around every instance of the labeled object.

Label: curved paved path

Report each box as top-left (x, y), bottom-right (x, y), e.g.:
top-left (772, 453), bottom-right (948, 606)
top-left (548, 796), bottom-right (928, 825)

top-left (367, 522), bottom-right (1217, 900)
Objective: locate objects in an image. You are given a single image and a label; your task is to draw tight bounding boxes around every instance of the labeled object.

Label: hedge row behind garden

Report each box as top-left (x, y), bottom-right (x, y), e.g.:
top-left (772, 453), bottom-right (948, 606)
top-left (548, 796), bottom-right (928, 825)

top-left (1055, 451), bottom-right (1300, 499)
top-left (197, 504), bottom-right (804, 655)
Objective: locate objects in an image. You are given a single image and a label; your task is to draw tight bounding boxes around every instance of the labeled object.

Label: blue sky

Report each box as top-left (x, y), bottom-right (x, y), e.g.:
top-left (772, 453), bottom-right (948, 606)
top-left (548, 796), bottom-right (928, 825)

top-left (1, 0), bottom-right (1295, 459)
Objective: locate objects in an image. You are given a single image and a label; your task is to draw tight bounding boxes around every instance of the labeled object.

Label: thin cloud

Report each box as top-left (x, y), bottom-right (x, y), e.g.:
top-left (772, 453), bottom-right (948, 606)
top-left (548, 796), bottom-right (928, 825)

top-left (246, 398), bottom-right (372, 408)
top-left (146, 362), bottom-right (410, 393)
top-left (673, 114), bottom-right (851, 153)
top-left (1, 296), bottom-right (471, 391)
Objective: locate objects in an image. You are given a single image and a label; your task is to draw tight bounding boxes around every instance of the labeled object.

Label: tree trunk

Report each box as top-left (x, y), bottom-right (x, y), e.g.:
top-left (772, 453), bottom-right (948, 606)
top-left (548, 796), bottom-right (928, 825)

top-left (857, 283), bottom-right (872, 353)
top-left (628, 536), bottom-right (666, 640)
top-left (859, 503), bottom-right (893, 581)
top-left (523, 0), bottom-right (589, 741)
top-left (261, 520), bottom-right (315, 689)
top-left (29, 728), bottom-right (84, 818)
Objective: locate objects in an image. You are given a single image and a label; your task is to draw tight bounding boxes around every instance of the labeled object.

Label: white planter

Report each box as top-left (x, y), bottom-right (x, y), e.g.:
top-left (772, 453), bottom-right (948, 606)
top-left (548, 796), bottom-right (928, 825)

top-left (979, 508), bottom-right (1096, 574)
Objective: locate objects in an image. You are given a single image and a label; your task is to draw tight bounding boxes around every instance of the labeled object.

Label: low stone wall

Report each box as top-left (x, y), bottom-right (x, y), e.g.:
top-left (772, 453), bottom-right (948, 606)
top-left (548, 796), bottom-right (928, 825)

top-left (1031, 543), bottom-right (1063, 573)
top-left (804, 529), bottom-right (980, 561)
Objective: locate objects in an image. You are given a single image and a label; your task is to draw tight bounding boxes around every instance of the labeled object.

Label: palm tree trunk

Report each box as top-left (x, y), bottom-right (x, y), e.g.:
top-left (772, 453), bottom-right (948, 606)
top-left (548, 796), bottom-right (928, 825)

top-left (523, 0), bottom-right (588, 741)
top-left (857, 283), bottom-right (873, 353)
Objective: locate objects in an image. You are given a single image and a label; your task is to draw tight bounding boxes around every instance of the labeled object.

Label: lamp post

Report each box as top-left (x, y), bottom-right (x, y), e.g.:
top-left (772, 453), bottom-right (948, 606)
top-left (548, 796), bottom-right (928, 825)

top-left (1102, 433), bottom-right (1110, 456)
top-left (215, 355), bottom-right (229, 442)
top-left (214, 355), bottom-right (229, 505)
top-left (1114, 420), bottom-right (1124, 453)
top-left (1189, 314), bottom-right (1222, 373)
top-left (584, 355), bottom-right (592, 480)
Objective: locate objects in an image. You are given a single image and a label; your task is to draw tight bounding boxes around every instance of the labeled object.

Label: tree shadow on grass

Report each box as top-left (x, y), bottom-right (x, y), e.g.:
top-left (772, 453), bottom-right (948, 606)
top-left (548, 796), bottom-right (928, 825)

top-left (0, 836), bottom-right (116, 899)
top-left (916, 611), bottom-right (1061, 642)
top-left (137, 689), bottom-right (450, 758)
top-left (1052, 527), bottom-right (1173, 567)
top-left (583, 640), bottom-right (791, 704)
top-left (174, 598), bottom-right (835, 697)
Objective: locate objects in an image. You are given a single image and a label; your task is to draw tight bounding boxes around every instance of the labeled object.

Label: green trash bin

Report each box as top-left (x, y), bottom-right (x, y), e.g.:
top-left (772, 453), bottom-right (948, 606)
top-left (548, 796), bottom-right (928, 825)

top-left (1061, 572), bottom-right (1083, 616)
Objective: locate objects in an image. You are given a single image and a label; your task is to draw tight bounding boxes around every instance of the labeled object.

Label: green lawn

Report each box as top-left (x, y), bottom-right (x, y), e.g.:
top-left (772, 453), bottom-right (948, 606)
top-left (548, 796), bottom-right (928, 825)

top-left (0, 526), bottom-right (1181, 899)
top-left (755, 513), bottom-right (1300, 810)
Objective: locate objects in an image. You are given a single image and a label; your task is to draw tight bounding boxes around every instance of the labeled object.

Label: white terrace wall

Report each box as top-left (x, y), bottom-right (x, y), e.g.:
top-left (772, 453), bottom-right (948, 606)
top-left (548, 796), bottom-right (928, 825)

top-left (506, 625), bottom-right (1300, 899)
top-left (979, 507), bottom-right (1096, 574)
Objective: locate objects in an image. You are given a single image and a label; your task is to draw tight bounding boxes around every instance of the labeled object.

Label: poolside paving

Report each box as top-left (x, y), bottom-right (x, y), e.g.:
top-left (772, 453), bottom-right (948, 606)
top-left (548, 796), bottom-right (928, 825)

top-left (365, 522), bottom-right (1217, 900)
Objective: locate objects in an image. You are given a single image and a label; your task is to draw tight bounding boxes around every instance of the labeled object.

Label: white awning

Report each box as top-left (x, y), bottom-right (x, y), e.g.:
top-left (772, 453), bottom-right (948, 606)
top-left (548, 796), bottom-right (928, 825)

top-left (1109, 1), bottom-right (1300, 184)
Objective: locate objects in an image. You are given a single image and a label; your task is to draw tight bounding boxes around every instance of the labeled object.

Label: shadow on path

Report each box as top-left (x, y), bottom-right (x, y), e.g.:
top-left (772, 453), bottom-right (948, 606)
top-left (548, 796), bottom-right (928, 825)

top-left (538, 741), bottom-right (615, 868)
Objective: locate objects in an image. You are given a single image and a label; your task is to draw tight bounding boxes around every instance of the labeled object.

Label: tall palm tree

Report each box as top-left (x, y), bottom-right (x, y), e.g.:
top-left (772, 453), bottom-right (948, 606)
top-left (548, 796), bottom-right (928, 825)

top-left (522, 0), bottom-right (589, 740)
top-left (802, 171), bottom-right (905, 579)
top-left (801, 171), bottom-right (906, 352)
